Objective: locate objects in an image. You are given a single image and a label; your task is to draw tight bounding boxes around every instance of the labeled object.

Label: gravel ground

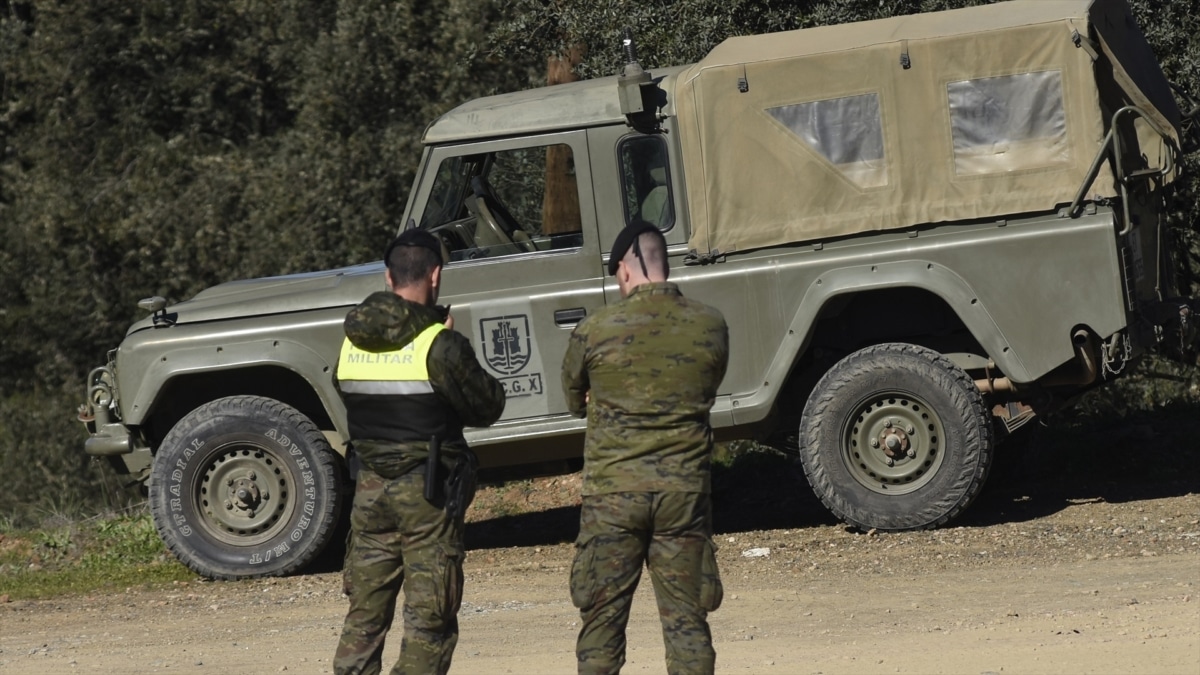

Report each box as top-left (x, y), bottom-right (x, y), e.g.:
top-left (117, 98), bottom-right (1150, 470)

top-left (2, 410), bottom-right (1198, 674)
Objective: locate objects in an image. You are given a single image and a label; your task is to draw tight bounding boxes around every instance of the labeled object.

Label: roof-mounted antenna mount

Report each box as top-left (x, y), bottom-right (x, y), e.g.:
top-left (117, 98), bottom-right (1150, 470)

top-left (618, 27), bottom-right (657, 129)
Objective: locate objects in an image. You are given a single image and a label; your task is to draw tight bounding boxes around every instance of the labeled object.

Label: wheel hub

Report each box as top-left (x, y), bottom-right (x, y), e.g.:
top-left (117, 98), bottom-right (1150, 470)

top-left (229, 475), bottom-right (266, 514)
top-left (846, 395), bottom-right (945, 495)
top-left (197, 445), bottom-right (290, 544)
top-left (879, 427), bottom-right (910, 458)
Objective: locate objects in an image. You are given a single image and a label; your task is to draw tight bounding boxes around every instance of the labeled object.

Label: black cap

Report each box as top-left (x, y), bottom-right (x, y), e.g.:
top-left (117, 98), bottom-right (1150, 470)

top-left (607, 221), bottom-right (663, 276)
top-left (384, 229), bottom-right (444, 267)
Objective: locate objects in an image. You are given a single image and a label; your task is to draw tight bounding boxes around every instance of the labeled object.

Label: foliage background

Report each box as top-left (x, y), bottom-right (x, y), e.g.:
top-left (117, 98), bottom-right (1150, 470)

top-left (1, 0), bottom-right (1197, 526)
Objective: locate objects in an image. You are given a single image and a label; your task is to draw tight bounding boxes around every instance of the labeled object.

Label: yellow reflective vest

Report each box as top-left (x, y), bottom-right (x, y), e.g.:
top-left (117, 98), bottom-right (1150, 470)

top-left (336, 323), bottom-right (459, 444)
top-left (337, 323), bottom-right (444, 395)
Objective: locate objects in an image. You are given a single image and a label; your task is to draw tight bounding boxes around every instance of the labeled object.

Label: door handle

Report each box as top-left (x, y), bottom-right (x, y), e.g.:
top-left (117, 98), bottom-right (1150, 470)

top-left (554, 307), bottom-right (587, 326)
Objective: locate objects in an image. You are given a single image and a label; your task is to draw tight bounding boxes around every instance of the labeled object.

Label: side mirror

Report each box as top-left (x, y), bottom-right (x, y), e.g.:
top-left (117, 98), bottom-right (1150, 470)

top-left (137, 296), bottom-right (175, 327)
top-left (137, 296), bottom-right (167, 313)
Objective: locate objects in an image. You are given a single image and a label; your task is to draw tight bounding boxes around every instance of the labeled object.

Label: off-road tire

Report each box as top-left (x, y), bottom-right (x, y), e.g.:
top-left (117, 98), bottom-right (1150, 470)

top-left (798, 343), bottom-right (993, 531)
top-left (148, 396), bottom-right (348, 579)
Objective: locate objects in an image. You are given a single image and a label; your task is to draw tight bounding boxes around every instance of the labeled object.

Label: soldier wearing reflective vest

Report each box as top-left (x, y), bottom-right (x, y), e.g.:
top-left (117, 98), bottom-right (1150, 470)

top-left (334, 229), bottom-right (506, 675)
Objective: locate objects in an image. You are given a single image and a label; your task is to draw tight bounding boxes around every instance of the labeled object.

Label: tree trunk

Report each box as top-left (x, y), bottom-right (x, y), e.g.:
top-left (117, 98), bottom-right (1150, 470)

top-left (543, 44), bottom-right (585, 235)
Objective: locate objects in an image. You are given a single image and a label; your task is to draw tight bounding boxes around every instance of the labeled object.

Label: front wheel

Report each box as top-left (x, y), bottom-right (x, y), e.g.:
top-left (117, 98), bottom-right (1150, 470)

top-left (797, 343), bottom-right (993, 531)
top-left (148, 396), bottom-right (348, 579)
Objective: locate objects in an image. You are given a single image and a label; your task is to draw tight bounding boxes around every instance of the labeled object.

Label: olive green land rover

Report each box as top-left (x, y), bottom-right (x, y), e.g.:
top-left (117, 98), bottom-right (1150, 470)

top-left (80, 0), bottom-right (1199, 579)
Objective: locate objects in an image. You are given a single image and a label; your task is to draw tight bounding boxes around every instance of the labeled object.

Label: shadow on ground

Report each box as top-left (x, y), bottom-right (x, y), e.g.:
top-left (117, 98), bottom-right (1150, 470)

top-left (463, 444), bottom-right (840, 551)
top-left (704, 401), bottom-right (1200, 534)
top-left (960, 401), bottom-right (1200, 528)
top-left (462, 444), bottom-right (834, 551)
top-left (466, 505), bottom-right (581, 551)
top-left (710, 446), bottom-right (838, 535)
top-left (460, 401), bottom-right (1200, 549)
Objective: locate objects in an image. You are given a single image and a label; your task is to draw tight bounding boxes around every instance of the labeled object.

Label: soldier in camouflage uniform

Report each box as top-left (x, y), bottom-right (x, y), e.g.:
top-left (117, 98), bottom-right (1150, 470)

top-left (561, 221), bottom-right (730, 675)
top-left (334, 229), bottom-right (506, 675)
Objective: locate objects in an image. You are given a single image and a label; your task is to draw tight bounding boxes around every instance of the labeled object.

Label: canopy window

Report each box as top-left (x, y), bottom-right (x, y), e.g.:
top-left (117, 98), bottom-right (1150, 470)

top-left (767, 93), bottom-right (889, 189)
top-left (948, 70), bottom-right (1069, 176)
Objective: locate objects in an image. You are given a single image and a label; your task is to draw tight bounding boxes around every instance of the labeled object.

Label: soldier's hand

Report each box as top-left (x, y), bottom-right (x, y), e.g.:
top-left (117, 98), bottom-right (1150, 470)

top-left (444, 313), bottom-right (455, 331)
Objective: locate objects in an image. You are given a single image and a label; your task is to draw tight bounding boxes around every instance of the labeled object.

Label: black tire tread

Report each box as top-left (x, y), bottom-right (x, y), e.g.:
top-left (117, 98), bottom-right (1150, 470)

top-left (798, 343), bottom-right (993, 531)
top-left (148, 395), bottom-right (346, 580)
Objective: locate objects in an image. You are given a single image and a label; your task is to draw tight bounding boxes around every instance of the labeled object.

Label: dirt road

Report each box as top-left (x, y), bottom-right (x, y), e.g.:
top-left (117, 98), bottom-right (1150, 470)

top-left (3, 445), bottom-right (1199, 674)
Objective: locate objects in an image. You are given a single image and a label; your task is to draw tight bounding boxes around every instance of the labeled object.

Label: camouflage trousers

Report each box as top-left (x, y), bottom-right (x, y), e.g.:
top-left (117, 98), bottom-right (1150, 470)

top-left (334, 467), bottom-right (469, 675)
top-left (571, 491), bottom-right (723, 675)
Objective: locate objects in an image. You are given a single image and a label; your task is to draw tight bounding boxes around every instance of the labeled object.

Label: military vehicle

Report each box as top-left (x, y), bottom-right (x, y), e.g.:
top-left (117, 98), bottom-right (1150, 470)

top-left (80, 0), bottom-right (1199, 579)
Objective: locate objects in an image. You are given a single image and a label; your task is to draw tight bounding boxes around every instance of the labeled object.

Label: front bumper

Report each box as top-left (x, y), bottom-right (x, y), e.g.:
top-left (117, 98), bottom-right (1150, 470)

top-left (83, 423), bottom-right (132, 457)
top-left (79, 364), bottom-right (150, 480)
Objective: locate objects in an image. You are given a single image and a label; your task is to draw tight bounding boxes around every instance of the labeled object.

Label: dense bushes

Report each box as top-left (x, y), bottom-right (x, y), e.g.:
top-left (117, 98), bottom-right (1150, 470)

top-left (0, 0), bottom-right (537, 524)
top-left (1, 0), bottom-right (1196, 526)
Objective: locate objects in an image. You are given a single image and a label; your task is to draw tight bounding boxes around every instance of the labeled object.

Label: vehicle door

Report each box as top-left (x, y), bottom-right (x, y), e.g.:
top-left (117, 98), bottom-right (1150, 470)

top-left (588, 124), bottom-right (748, 423)
top-left (407, 130), bottom-right (603, 422)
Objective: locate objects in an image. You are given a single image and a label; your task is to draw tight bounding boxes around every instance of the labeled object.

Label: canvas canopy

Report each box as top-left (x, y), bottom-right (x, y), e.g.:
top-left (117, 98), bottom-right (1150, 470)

top-left (674, 0), bottom-right (1182, 256)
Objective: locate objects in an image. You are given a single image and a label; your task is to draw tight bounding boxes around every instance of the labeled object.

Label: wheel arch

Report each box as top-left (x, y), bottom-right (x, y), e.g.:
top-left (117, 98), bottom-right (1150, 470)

top-left (797, 261), bottom-right (1024, 371)
top-left (735, 260), bottom-right (1027, 426)
top-left (805, 286), bottom-right (989, 368)
top-left (139, 364), bottom-right (344, 455)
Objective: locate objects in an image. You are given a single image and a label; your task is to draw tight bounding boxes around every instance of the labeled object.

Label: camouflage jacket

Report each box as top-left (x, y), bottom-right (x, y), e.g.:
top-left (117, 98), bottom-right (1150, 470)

top-left (561, 282), bottom-right (729, 495)
top-left (337, 291), bottom-right (505, 478)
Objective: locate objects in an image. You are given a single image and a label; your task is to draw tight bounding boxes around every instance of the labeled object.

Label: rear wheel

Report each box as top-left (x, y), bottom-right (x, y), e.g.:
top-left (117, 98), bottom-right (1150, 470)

top-left (798, 343), bottom-right (993, 531)
top-left (148, 396), bottom-right (348, 579)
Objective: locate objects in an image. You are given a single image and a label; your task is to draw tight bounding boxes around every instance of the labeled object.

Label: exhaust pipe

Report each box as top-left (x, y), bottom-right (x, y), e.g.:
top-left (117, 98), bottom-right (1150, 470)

top-left (975, 329), bottom-right (1100, 395)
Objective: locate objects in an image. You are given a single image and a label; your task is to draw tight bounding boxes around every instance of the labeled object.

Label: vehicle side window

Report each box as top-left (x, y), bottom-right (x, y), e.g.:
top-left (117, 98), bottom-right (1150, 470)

top-left (420, 144), bottom-right (583, 263)
top-left (419, 156), bottom-right (468, 231)
top-left (618, 135), bottom-right (674, 230)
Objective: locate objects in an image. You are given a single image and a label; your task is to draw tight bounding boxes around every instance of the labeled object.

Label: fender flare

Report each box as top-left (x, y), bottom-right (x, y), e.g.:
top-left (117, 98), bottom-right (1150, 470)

top-left (123, 338), bottom-right (346, 437)
top-left (729, 259), bottom-right (1028, 424)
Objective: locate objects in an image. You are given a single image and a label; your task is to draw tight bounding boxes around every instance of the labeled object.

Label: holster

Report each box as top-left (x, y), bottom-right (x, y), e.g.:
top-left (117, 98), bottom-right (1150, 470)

top-left (421, 438), bottom-right (476, 520)
top-left (443, 451), bottom-right (478, 520)
top-left (424, 435), bottom-right (441, 504)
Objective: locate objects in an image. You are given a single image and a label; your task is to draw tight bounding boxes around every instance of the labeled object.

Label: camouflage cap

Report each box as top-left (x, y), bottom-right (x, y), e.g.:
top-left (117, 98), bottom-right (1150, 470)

top-left (607, 220), bottom-right (665, 276)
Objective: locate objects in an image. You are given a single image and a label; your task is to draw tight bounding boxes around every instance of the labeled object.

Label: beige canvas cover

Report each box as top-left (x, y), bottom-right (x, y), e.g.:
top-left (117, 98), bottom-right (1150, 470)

top-left (676, 0), bottom-right (1181, 255)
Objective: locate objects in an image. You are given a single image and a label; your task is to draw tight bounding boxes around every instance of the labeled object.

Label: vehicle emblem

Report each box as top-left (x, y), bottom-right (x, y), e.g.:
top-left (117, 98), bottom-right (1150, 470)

top-left (480, 315), bottom-right (532, 375)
